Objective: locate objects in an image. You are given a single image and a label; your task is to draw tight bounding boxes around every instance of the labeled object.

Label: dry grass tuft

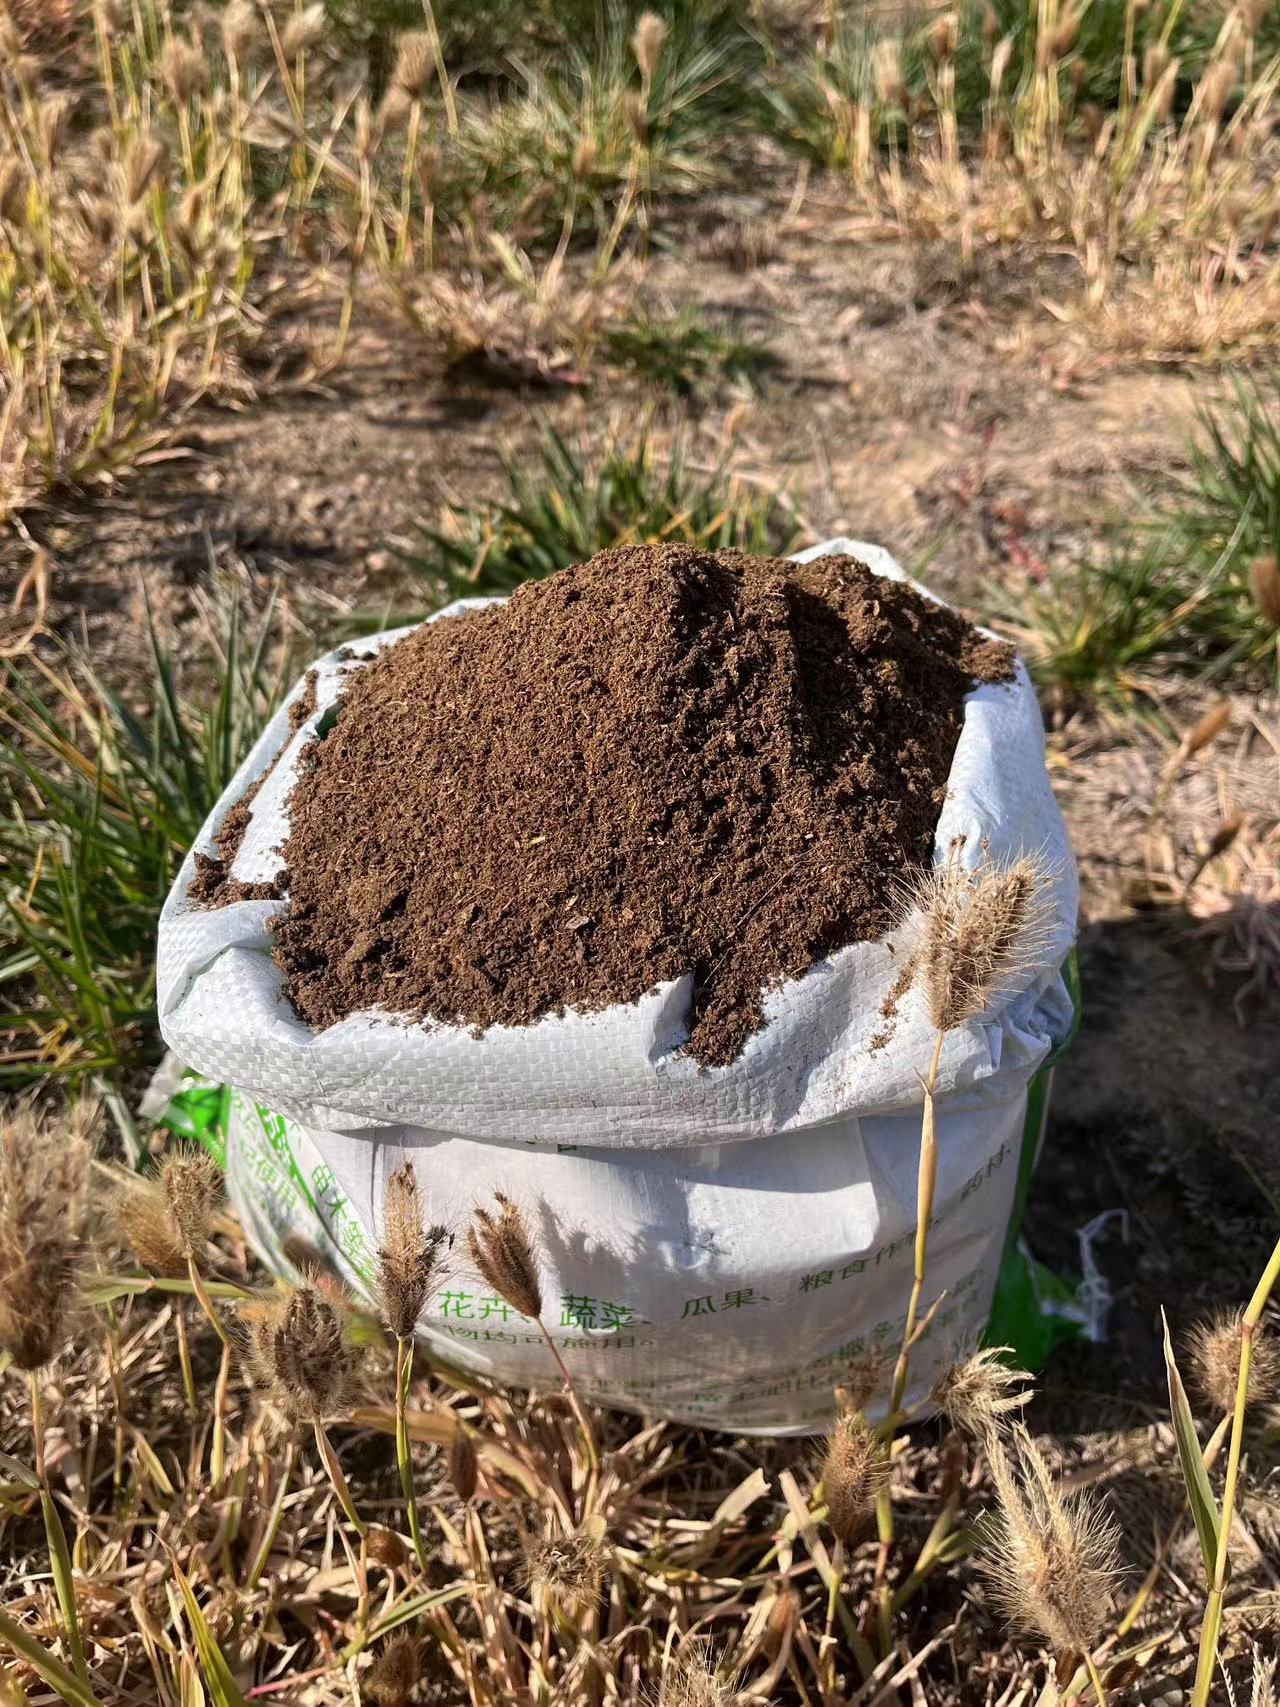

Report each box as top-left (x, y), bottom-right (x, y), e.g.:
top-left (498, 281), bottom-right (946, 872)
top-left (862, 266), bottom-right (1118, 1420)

top-left (363, 1632), bottom-right (423, 1707)
top-left (468, 1192), bottom-right (543, 1321)
top-left (916, 852), bottom-right (1054, 1032)
top-left (659, 1638), bottom-right (736, 1707)
top-left (1188, 1309), bottom-right (1280, 1416)
top-left (0, 1105), bottom-right (90, 1370)
top-left (520, 1525), bottom-right (605, 1608)
top-left (244, 1282), bottom-right (357, 1421)
top-left (980, 1423), bottom-right (1122, 1659)
top-left (821, 1413), bottom-right (891, 1543)
top-left (1254, 1648), bottom-right (1279, 1707)
top-left (159, 1148), bottom-right (221, 1259)
top-left (931, 1346), bottom-right (1032, 1439)
top-left (110, 1174), bottom-right (187, 1277)
top-left (377, 1161), bottom-right (447, 1340)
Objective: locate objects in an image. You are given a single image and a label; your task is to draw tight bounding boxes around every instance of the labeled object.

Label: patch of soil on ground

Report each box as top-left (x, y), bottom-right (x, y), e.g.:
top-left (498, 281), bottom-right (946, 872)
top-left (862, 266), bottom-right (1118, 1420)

top-left (1028, 704), bottom-right (1279, 1434)
top-left (5, 172), bottom-right (1200, 677)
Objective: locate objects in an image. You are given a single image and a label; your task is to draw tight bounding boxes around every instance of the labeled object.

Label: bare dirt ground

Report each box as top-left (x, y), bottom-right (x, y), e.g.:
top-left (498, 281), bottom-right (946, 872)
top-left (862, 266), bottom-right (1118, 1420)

top-left (7, 177), bottom-right (1275, 1451)
top-left (18, 179), bottom-right (1201, 651)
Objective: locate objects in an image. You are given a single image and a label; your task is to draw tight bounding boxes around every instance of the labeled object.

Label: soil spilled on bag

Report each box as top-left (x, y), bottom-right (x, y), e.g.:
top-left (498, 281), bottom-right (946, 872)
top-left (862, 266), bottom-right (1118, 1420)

top-left (269, 545), bottom-right (1013, 1065)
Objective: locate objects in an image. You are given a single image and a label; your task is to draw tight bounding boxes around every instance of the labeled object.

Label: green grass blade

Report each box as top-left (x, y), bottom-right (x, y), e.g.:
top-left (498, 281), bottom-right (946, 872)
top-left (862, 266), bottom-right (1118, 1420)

top-left (338, 1583), bottom-right (472, 1660)
top-left (171, 1558), bottom-right (250, 1707)
top-left (39, 1487), bottom-right (88, 1686)
top-left (1161, 1308), bottom-right (1221, 1579)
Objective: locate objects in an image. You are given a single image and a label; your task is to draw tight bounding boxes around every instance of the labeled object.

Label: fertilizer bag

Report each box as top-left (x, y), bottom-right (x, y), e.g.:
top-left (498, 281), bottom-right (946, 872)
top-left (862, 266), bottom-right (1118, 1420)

top-left (157, 539), bottom-right (1078, 1434)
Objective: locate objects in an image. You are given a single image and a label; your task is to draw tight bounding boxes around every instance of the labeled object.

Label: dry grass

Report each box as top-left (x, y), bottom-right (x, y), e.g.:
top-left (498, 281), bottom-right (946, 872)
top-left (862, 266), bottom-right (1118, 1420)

top-left (0, 1), bottom-right (292, 520)
top-left (0, 1103), bottom-right (1273, 1705)
top-left (6, 0), bottom-right (1280, 524)
top-left (826, 6), bottom-right (1280, 368)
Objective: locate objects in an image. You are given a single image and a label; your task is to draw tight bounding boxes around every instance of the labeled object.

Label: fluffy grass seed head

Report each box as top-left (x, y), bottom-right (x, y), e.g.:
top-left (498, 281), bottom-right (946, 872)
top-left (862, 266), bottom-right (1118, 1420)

top-left (872, 38), bottom-right (907, 109)
top-left (1188, 1309), bottom-right (1280, 1416)
top-left (520, 1525), bottom-right (604, 1609)
top-left (1142, 38), bottom-right (1171, 92)
top-left (391, 29), bottom-right (435, 100)
top-left (1253, 1646), bottom-right (1278, 1707)
top-left (762, 1583), bottom-right (800, 1659)
top-left (162, 1148), bottom-right (221, 1257)
top-left (979, 1423), bottom-right (1122, 1656)
top-left (377, 1162), bottom-right (447, 1340)
top-left (1196, 57), bottom-right (1238, 127)
top-left (245, 1283), bottom-right (356, 1421)
top-left (159, 36), bottom-right (206, 105)
top-left (916, 852), bottom-right (1054, 1033)
top-left (0, 1107), bottom-right (91, 1371)
top-left (363, 1632), bottom-right (421, 1707)
top-left (659, 1638), bottom-right (738, 1707)
top-left (220, 0), bottom-right (257, 64)
top-left (928, 11), bottom-right (959, 62)
top-left (632, 12), bottom-right (668, 82)
top-left (280, 3), bottom-right (327, 60)
top-left (821, 1413), bottom-right (891, 1543)
top-left (112, 1148), bottom-right (220, 1274)
top-left (468, 1192), bottom-right (542, 1320)
top-left (0, 158), bottom-right (28, 227)
top-left (931, 1346), bottom-right (1033, 1439)
top-left (120, 132), bottom-right (167, 208)
top-left (111, 1178), bottom-right (184, 1276)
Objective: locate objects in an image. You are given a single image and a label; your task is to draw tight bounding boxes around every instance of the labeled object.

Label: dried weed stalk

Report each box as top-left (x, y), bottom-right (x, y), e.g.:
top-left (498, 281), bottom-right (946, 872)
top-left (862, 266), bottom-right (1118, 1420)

top-left (0, 1106), bottom-right (90, 1376)
top-left (519, 1524), bottom-right (605, 1611)
top-left (245, 1282), bottom-right (366, 1537)
top-left (1188, 1309), bottom-right (1280, 1418)
top-left (980, 1423), bottom-right (1121, 1704)
top-left (931, 1346), bottom-right (1033, 1439)
top-left (468, 1192), bottom-right (600, 1475)
top-left (378, 1161), bottom-right (447, 1569)
top-left (822, 1414), bottom-right (891, 1544)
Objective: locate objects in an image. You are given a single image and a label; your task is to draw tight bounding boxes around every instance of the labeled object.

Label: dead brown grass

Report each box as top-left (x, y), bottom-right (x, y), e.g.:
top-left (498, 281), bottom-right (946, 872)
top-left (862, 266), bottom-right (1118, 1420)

top-left (0, 1119), bottom-right (1269, 1706)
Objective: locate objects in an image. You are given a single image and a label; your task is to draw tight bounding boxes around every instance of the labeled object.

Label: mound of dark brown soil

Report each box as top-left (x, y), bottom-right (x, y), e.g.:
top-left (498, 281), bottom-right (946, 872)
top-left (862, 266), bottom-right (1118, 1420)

top-left (269, 546), bottom-right (1013, 1065)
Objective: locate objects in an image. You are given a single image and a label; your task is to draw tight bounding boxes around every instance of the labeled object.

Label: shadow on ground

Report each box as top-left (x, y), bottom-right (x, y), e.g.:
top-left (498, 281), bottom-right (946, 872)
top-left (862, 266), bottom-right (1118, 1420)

top-left (1026, 901), bottom-right (1278, 1437)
